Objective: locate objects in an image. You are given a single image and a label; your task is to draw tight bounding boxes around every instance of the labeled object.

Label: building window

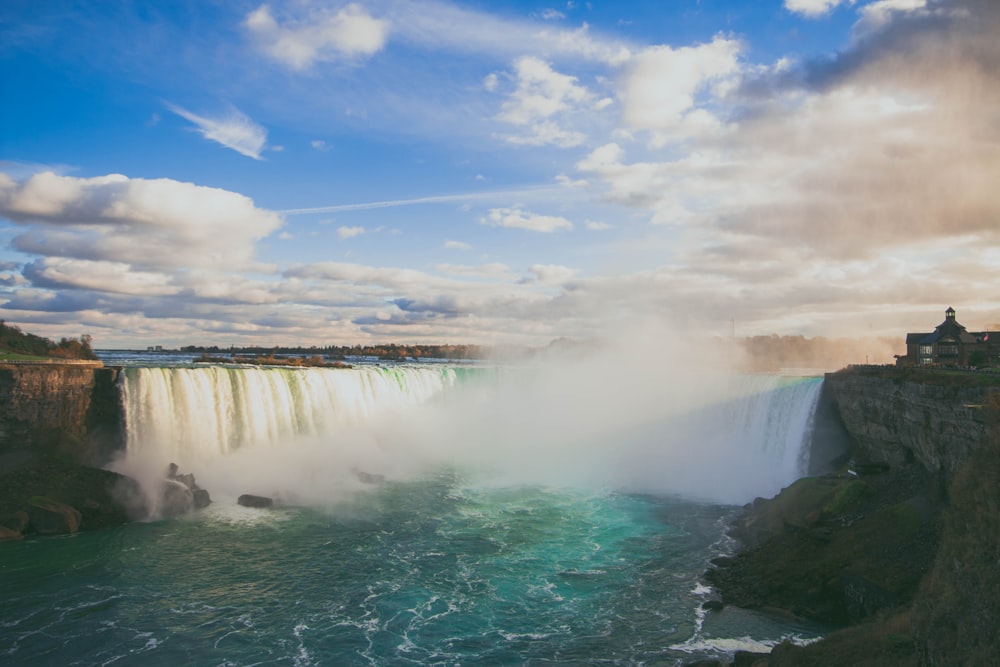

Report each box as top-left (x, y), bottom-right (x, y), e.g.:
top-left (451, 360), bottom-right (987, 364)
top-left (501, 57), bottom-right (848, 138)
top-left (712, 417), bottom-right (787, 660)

top-left (938, 343), bottom-right (958, 357)
top-left (919, 345), bottom-right (932, 356)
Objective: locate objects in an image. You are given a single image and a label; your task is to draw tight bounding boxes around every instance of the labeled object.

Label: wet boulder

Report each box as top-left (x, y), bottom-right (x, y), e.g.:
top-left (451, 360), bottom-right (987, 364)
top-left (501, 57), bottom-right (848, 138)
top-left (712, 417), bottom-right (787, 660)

top-left (238, 494), bottom-right (274, 508)
top-left (27, 496), bottom-right (82, 535)
top-left (160, 479), bottom-right (193, 517)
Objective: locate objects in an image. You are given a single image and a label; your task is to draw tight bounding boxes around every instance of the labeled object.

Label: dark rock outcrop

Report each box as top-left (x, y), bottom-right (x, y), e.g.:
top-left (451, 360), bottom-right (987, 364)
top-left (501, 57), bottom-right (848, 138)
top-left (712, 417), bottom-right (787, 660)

top-left (161, 463), bottom-right (212, 517)
top-left (238, 494), bottom-right (274, 508)
top-left (27, 496), bottom-right (82, 535)
top-left (0, 458), bottom-right (147, 539)
top-left (0, 525), bottom-right (23, 542)
top-left (160, 479), bottom-right (194, 517)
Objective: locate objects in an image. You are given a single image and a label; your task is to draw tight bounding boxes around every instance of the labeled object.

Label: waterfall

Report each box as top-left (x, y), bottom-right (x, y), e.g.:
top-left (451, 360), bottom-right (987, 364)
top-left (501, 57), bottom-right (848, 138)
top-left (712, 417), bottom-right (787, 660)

top-left (118, 363), bottom-right (824, 506)
top-left (615, 374), bottom-right (825, 504)
top-left (706, 375), bottom-right (825, 498)
top-left (121, 365), bottom-right (457, 464)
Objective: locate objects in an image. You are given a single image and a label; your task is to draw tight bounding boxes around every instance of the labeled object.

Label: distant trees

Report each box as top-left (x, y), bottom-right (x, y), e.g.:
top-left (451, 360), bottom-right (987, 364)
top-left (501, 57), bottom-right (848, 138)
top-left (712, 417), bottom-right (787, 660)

top-left (182, 342), bottom-right (488, 361)
top-left (739, 334), bottom-right (900, 371)
top-left (0, 322), bottom-right (98, 360)
top-left (50, 334), bottom-right (99, 360)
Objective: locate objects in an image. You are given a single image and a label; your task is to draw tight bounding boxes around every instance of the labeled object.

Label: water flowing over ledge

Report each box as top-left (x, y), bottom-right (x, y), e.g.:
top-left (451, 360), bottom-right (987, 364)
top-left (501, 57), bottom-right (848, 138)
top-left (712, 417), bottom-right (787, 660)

top-left (118, 365), bottom-right (824, 506)
top-left (121, 365), bottom-right (458, 462)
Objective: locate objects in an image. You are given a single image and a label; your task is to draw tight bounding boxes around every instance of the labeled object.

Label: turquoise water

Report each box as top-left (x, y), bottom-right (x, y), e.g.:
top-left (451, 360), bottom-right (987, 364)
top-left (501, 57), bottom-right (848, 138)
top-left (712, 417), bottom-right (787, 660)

top-left (0, 472), bottom-right (821, 665)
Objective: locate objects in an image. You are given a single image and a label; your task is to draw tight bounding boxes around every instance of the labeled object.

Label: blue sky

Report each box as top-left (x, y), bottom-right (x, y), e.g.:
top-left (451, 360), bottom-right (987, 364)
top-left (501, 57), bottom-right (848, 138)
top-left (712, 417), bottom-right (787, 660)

top-left (1, 0), bottom-right (998, 349)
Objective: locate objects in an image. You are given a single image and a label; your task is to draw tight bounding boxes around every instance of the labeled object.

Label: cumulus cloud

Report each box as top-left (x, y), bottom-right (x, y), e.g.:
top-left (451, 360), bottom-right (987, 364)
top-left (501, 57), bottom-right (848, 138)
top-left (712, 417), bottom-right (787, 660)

top-left (0, 171), bottom-right (283, 270)
top-left (620, 35), bottom-right (742, 143)
top-left (166, 103), bottom-right (268, 159)
top-left (495, 56), bottom-right (596, 147)
top-left (444, 240), bottom-right (472, 250)
top-left (22, 258), bottom-right (179, 296)
top-left (480, 207), bottom-right (574, 233)
top-left (855, 0), bottom-right (930, 33)
top-left (784, 0), bottom-right (855, 17)
top-left (243, 3), bottom-right (388, 70)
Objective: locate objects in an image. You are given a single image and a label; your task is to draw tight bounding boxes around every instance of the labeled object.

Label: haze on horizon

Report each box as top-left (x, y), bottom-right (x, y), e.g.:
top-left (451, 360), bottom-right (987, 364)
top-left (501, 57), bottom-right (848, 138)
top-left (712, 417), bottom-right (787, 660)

top-left (1, 0), bottom-right (998, 350)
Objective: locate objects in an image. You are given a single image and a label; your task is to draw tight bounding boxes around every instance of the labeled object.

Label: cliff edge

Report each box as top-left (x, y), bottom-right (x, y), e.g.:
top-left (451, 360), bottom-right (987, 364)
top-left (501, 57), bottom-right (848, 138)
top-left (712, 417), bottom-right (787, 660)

top-left (0, 362), bottom-right (138, 540)
top-left (703, 367), bottom-right (1000, 666)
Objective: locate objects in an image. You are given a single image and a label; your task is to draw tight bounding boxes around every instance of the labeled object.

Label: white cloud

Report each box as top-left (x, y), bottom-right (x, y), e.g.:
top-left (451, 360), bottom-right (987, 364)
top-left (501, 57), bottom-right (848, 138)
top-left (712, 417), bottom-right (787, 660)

top-left (337, 225), bottom-right (367, 239)
top-left (311, 139), bottom-right (333, 151)
top-left (497, 56), bottom-right (592, 125)
top-left (435, 262), bottom-right (512, 278)
top-left (784, 0), bottom-right (854, 17)
top-left (527, 264), bottom-right (578, 285)
top-left (480, 207), bottom-right (574, 233)
top-left (244, 3), bottom-right (388, 70)
top-left (620, 36), bottom-right (742, 144)
top-left (0, 171), bottom-right (282, 270)
top-left (494, 56), bottom-right (599, 147)
top-left (24, 258), bottom-right (179, 296)
top-left (166, 103), bottom-right (268, 159)
top-left (385, 1), bottom-right (631, 67)
top-left (857, 0), bottom-right (928, 31)
top-left (585, 219), bottom-right (613, 231)
top-left (444, 240), bottom-right (472, 250)
top-left (503, 121), bottom-right (587, 148)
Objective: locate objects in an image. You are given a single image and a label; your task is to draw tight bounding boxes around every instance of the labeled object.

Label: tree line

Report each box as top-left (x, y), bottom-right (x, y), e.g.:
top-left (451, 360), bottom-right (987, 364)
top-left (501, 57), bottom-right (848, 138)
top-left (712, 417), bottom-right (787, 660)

top-left (180, 343), bottom-right (488, 361)
top-left (0, 321), bottom-right (99, 360)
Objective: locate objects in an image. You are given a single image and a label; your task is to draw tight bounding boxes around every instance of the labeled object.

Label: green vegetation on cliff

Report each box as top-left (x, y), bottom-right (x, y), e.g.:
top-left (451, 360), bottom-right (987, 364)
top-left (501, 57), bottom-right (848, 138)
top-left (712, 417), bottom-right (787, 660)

top-left (0, 321), bottom-right (98, 361)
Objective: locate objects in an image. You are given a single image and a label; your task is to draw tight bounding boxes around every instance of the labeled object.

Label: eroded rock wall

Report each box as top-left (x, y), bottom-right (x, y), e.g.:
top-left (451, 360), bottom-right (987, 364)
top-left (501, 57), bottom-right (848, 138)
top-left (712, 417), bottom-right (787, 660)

top-left (823, 368), bottom-right (998, 475)
top-left (0, 363), bottom-right (123, 468)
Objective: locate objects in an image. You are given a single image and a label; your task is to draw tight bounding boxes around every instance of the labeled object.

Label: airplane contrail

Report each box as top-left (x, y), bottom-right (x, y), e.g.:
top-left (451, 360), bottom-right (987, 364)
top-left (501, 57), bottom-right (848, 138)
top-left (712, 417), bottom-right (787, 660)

top-left (279, 186), bottom-right (558, 215)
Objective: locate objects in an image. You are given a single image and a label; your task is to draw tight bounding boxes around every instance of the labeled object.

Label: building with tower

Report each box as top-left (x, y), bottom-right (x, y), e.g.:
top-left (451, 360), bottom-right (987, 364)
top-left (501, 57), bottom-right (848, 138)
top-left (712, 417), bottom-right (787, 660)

top-left (902, 307), bottom-right (997, 366)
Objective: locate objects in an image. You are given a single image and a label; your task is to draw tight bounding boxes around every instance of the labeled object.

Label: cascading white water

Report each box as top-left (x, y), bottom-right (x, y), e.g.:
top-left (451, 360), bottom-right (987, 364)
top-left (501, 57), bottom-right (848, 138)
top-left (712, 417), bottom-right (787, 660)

top-left (694, 375), bottom-right (824, 500)
top-left (121, 365), bottom-right (458, 464)
top-left (117, 362), bottom-right (824, 506)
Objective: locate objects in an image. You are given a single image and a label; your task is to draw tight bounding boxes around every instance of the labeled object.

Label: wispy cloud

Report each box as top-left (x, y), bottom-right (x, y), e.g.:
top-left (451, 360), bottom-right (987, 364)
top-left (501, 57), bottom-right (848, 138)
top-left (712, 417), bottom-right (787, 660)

top-left (166, 103), bottom-right (268, 159)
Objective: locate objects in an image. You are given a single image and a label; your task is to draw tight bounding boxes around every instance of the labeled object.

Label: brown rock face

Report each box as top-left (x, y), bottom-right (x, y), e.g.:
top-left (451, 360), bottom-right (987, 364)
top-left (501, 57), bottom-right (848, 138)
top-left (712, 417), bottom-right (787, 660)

top-left (27, 496), bottom-right (83, 534)
top-left (0, 364), bottom-right (124, 468)
top-left (0, 526), bottom-right (23, 541)
top-left (824, 368), bottom-right (997, 475)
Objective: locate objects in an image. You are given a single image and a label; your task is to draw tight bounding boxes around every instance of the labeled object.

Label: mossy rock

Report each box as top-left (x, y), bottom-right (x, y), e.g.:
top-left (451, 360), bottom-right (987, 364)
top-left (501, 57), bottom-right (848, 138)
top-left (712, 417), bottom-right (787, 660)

top-left (732, 475), bottom-right (861, 548)
top-left (822, 479), bottom-right (870, 516)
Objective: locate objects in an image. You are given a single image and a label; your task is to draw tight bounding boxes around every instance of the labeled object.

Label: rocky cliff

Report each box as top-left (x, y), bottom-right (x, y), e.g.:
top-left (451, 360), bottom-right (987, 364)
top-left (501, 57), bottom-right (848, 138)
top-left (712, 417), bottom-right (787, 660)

top-left (702, 367), bottom-right (1000, 666)
top-left (823, 367), bottom-right (996, 475)
top-left (0, 362), bottom-right (124, 469)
